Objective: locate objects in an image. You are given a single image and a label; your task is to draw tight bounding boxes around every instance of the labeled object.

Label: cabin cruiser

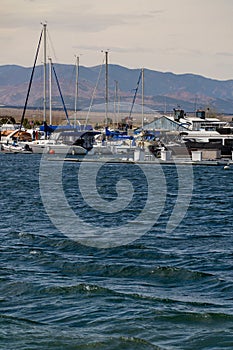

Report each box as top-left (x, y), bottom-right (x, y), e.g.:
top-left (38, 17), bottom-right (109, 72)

top-left (1, 142), bottom-right (32, 153)
top-left (0, 127), bottom-right (32, 144)
top-left (147, 109), bottom-right (233, 158)
top-left (89, 128), bottom-right (137, 155)
top-left (0, 127), bottom-right (33, 153)
top-left (29, 128), bottom-right (100, 154)
top-left (175, 110), bottom-right (233, 156)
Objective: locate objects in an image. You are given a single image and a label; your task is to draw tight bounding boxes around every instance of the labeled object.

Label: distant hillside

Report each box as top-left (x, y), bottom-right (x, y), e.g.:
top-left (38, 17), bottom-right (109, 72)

top-left (1, 64), bottom-right (233, 114)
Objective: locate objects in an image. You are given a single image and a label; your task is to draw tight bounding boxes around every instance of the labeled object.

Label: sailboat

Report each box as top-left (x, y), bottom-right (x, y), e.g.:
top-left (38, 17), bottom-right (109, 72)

top-left (17, 23), bottom-right (97, 155)
top-left (89, 52), bottom-right (138, 156)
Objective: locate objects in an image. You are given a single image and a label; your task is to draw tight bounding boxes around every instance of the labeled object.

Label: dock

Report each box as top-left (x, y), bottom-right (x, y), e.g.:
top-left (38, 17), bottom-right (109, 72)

top-left (46, 155), bottom-right (233, 166)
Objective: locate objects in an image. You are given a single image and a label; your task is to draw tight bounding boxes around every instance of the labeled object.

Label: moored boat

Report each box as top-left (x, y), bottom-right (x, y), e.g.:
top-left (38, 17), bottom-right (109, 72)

top-left (30, 129), bottom-right (99, 154)
top-left (145, 109), bottom-right (233, 158)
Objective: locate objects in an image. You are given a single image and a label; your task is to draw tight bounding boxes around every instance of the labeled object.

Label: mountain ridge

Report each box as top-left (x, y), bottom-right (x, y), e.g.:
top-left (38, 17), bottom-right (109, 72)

top-left (0, 63), bottom-right (233, 114)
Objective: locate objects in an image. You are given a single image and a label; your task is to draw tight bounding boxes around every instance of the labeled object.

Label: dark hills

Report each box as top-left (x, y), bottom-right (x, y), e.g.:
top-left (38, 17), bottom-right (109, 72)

top-left (1, 63), bottom-right (233, 114)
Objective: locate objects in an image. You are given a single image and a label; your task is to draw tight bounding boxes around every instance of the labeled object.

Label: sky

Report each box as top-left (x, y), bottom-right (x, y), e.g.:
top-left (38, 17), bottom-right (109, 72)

top-left (1, 0), bottom-right (233, 81)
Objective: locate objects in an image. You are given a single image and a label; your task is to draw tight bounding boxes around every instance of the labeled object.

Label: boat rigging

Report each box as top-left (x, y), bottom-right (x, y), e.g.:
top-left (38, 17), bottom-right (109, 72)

top-left (19, 23), bottom-right (70, 132)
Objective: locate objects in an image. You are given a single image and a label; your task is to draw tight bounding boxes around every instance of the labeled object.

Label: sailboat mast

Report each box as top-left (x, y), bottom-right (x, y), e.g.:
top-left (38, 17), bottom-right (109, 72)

top-left (48, 57), bottom-right (52, 125)
top-left (114, 80), bottom-right (119, 129)
top-left (20, 28), bottom-right (43, 130)
top-left (43, 23), bottom-right (47, 122)
top-left (74, 55), bottom-right (79, 127)
top-left (105, 50), bottom-right (109, 126)
top-left (117, 81), bottom-right (120, 129)
top-left (141, 68), bottom-right (144, 129)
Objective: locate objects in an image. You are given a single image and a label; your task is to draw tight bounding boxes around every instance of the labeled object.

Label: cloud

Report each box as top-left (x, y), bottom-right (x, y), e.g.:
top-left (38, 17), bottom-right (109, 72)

top-left (0, 0), bottom-right (163, 36)
top-left (158, 47), bottom-right (204, 58)
top-left (216, 52), bottom-right (233, 57)
top-left (1, 0), bottom-right (233, 79)
top-left (73, 44), bottom-right (154, 54)
top-left (48, 10), bottom-right (159, 34)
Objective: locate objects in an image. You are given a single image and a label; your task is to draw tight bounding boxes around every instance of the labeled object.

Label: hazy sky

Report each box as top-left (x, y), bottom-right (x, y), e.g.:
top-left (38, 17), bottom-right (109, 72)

top-left (1, 0), bottom-right (233, 80)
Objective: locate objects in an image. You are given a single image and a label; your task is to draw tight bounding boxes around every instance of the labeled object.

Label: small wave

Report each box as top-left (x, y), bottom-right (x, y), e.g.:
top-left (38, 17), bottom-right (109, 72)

top-left (71, 336), bottom-right (163, 350)
top-left (0, 313), bottom-right (43, 326)
top-left (127, 292), bottom-right (219, 308)
top-left (0, 281), bottom-right (38, 299)
top-left (181, 329), bottom-right (233, 349)
top-left (77, 263), bottom-right (213, 282)
top-left (159, 310), bottom-right (233, 324)
top-left (40, 283), bottom-right (110, 296)
top-left (149, 265), bottom-right (212, 280)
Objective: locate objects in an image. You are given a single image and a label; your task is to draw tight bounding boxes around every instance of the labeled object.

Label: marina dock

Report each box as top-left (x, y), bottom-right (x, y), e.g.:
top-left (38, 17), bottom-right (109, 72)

top-left (46, 155), bottom-right (233, 167)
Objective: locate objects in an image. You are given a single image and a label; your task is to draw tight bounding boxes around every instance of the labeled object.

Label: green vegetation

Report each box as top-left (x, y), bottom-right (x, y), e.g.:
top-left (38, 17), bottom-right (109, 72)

top-left (0, 116), bottom-right (16, 125)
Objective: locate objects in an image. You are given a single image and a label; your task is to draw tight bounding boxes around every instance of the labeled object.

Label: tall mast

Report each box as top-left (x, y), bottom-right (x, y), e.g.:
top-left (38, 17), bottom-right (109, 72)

top-left (74, 55), bottom-right (79, 127)
top-left (104, 50), bottom-right (109, 126)
top-left (20, 27), bottom-right (43, 130)
top-left (141, 68), bottom-right (144, 129)
top-left (48, 57), bottom-right (52, 125)
top-left (114, 80), bottom-right (119, 129)
top-left (43, 23), bottom-right (47, 122)
top-left (117, 81), bottom-right (120, 129)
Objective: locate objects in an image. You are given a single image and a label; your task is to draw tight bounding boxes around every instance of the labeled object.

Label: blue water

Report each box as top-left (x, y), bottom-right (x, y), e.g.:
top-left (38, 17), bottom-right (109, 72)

top-left (1, 153), bottom-right (233, 349)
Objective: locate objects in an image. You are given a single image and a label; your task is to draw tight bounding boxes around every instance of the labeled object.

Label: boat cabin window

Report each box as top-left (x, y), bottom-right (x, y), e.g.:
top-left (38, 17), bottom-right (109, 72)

top-left (192, 122), bottom-right (202, 131)
top-left (205, 127), bottom-right (216, 131)
top-left (173, 109), bottom-right (185, 121)
top-left (211, 139), bottom-right (222, 143)
top-left (196, 110), bottom-right (206, 119)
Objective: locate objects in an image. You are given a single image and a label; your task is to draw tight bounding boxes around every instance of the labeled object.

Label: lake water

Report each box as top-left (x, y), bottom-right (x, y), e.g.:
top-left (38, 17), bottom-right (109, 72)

top-left (1, 153), bottom-right (233, 349)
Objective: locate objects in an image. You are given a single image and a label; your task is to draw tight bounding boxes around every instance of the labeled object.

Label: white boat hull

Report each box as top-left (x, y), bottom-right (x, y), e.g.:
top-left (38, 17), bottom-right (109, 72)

top-left (31, 143), bottom-right (87, 155)
top-left (1, 143), bottom-right (31, 153)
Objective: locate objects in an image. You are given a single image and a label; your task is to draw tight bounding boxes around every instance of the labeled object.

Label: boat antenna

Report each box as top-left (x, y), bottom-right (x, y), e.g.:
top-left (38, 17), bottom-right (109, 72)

top-left (20, 28), bottom-right (43, 130)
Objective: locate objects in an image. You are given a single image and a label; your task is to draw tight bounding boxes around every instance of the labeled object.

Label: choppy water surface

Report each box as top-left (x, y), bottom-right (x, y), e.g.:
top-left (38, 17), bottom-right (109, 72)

top-left (1, 153), bottom-right (233, 349)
